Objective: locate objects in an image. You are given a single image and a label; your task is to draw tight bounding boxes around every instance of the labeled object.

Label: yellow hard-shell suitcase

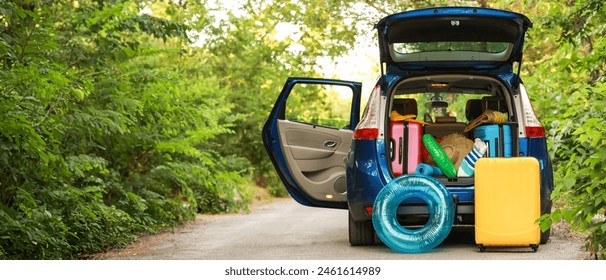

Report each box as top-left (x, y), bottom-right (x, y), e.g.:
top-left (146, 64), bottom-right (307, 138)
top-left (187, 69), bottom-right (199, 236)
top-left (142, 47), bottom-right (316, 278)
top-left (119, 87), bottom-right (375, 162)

top-left (474, 157), bottom-right (541, 252)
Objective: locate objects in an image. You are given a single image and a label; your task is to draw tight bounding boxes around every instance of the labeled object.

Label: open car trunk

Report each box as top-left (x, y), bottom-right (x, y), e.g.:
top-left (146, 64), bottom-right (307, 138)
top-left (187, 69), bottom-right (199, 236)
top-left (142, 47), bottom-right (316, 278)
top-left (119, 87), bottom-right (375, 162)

top-left (376, 7), bottom-right (532, 73)
top-left (387, 74), bottom-right (519, 180)
top-left (386, 74), bottom-right (519, 225)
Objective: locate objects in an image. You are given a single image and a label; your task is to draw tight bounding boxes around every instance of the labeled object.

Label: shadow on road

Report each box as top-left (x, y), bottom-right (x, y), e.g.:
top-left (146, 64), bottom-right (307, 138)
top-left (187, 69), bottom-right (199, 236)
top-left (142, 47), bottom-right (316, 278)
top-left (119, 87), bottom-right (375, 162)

top-left (442, 226), bottom-right (476, 245)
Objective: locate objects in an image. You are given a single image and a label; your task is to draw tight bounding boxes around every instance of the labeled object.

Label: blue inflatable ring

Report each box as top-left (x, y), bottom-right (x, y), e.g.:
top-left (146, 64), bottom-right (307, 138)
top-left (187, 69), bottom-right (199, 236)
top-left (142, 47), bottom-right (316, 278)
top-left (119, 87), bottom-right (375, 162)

top-left (372, 174), bottom-right (455, 253)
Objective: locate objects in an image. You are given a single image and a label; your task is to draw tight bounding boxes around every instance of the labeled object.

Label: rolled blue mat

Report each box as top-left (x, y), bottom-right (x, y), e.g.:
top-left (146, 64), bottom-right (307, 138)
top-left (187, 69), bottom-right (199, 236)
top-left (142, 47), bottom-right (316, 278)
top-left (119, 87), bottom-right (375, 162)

top-left (415, 163), bottom-right (444, 176)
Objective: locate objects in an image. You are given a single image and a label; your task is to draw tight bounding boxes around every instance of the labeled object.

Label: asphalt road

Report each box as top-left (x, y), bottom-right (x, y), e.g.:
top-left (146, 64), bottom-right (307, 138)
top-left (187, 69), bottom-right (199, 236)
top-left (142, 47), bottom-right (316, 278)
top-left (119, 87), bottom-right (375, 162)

top-left (103, 198), bottom-right (588, 260)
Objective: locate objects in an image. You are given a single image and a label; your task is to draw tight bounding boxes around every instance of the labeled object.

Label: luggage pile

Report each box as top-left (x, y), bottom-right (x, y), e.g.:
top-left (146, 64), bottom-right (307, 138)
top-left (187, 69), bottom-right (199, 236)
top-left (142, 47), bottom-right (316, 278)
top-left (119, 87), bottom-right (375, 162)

top-left (378, 99), bottom-right (541, 253)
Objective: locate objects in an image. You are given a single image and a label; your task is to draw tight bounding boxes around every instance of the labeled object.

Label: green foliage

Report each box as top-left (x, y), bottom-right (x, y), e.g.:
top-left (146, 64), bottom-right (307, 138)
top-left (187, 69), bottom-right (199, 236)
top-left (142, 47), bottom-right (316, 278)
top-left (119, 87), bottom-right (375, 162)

top-left (2, 0), bottom-right (602, 260)
top-left (520, 0), bottom-right (606, 259)
top-left (0, 0), bottom-right (252, 259)
top-left (199, 0), bottom-right (374, 196)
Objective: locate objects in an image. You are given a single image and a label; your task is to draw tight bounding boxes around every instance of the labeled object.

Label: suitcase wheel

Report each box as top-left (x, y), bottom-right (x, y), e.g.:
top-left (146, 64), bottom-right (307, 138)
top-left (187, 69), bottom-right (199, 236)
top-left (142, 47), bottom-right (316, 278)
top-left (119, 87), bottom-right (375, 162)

top-left (478, 245), bottom-right (486, 252)
top-left (530, 244), bottom-right (539, 252)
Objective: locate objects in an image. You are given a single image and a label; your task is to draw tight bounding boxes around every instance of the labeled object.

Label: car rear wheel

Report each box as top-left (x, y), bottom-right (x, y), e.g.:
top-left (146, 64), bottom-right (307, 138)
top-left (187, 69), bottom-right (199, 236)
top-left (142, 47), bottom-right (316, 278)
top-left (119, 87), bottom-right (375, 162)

top-left (349, 211), bottom-right (374, 246)
top-left (540, 190), bottom-right (553, 244)
top-left (540, 227), bottom-right (551, 244)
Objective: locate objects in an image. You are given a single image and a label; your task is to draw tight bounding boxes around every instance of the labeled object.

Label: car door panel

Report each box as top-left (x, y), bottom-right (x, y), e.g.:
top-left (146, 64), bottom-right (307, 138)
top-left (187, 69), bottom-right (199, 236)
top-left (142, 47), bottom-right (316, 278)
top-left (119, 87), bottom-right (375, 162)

top-left (278, 120), bottom-right (352, 202)
top-left (283, 125), bottom-right (343, 160)
top-left (262, 77), bottom-right (362, 209)
top-left (289, 146), bottom-right (334, 160)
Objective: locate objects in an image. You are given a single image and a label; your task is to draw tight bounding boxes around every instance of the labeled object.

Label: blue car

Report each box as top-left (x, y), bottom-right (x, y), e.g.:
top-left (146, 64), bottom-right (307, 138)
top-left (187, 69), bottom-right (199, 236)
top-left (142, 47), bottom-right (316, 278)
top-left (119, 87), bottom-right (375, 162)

top-left (262, 7), bottom-right (553, 246)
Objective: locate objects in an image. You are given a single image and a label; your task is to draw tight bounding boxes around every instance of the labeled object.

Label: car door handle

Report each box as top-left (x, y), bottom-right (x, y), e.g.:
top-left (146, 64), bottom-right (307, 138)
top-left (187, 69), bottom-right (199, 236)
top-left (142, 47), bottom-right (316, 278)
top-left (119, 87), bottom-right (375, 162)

top-left (324, 140), bottom-right (337, 148)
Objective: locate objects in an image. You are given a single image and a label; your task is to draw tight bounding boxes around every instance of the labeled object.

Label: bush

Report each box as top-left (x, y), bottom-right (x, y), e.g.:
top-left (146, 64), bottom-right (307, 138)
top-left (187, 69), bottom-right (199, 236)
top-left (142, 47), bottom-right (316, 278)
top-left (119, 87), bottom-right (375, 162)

top-left (0, 1), bottom-right (253, 259)
top-left (526, 0), bottom-right (606, 259)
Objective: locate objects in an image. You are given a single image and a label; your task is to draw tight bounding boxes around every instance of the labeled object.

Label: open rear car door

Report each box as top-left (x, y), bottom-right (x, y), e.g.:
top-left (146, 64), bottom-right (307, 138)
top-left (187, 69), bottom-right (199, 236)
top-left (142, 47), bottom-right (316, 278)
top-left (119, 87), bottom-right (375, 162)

top-left (262, 78), bottom-right (362, 209)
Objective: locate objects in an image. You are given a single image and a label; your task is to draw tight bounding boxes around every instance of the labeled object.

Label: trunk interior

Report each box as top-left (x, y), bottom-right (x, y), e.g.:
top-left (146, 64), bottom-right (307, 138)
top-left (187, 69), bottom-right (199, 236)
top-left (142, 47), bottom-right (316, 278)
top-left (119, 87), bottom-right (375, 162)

top-left (387, 74), bottom-right (519, 226)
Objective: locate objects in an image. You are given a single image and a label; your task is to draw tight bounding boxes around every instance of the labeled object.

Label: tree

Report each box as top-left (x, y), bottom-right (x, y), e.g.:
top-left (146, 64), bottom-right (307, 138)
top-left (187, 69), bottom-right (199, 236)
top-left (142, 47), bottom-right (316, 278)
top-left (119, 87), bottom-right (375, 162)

top-left (200, 0), bottom-right (364, 195)
top-left (0, 0), bottom-right (250, 259)
top-left (522, 0), bottom-right (605, 259)
top-left (1, 0), bottom-right (603, 259)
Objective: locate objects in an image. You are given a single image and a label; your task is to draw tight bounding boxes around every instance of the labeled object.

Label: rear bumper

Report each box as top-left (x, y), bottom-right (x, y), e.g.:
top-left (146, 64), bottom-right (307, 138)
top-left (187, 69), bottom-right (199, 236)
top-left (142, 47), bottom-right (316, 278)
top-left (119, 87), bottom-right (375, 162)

top-left (347, 139), bottom-right (478, 222)
top-left (348, 190), bottom-right (475, 221)
top-left (346, 137), bottom-right (554, 223)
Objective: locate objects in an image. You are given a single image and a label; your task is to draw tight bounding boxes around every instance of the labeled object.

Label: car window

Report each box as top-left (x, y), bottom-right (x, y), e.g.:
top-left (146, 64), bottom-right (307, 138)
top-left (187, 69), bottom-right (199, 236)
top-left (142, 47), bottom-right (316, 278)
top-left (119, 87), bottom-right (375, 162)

top-left (285, 83), bottom-right (354, 129)
top-left (396, 93), bottom-right (491, 122)
top-left (394, 42), bottom-right (509, 54)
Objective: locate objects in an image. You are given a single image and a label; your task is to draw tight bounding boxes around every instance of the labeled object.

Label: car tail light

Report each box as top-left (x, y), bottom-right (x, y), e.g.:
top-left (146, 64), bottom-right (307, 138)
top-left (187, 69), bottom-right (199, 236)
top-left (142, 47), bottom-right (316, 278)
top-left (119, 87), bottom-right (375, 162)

top-left (353, 85), bottom-right (381, 140)
top-left (365, 206), bottom-right (373, 216)
top-left (519, 84), bottom-right (545, 138)
top-left (353, 128), bottom-right (379, 140)
top-left (525, 126), bottom-right (545, 138)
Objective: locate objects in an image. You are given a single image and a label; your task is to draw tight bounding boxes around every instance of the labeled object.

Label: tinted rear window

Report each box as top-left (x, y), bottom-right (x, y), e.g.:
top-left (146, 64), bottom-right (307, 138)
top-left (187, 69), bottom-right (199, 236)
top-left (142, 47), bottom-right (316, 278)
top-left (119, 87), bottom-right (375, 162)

top-left (393, 42), bottom-right (509, 55)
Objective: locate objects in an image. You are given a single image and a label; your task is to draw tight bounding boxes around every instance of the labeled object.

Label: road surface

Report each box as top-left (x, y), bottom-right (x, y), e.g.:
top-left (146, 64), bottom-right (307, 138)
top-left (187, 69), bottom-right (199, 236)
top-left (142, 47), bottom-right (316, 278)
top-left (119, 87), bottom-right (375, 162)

top-left (101, 198), bottom-right (588, 260)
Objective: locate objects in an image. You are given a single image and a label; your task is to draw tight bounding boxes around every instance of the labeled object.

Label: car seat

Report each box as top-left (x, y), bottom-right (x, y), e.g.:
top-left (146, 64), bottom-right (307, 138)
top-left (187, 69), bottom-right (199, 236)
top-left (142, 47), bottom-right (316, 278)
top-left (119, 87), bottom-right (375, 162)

top-left (481, 96), bottom-right (505, 112)
top-left (392, 98), bottom-right (418, 117)
top-left (465, 99), bottom-right (483, 121)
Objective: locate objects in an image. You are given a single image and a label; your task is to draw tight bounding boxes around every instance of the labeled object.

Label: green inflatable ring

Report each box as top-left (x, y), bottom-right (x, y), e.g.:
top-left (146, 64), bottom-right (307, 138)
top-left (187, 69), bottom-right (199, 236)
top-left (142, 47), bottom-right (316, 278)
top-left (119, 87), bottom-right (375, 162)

top-left (422, 134), bottom-right (457, 178)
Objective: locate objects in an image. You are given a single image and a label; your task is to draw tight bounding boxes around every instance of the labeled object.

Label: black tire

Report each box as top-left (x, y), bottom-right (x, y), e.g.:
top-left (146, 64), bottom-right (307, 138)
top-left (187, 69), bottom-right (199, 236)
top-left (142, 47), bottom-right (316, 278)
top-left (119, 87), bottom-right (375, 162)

top-left (540, 227), bottom-right (551, 245)
top-left (540, 189), bottom-right (553, 245)
top-left (349, 211), bottom-right (374, 246)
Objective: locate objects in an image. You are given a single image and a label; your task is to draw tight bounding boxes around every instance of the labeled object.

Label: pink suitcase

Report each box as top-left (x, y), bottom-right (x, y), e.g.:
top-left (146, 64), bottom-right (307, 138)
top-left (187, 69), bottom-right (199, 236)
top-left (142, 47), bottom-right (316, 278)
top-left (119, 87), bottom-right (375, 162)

top-left (390, 121), bottom-right (422, 175)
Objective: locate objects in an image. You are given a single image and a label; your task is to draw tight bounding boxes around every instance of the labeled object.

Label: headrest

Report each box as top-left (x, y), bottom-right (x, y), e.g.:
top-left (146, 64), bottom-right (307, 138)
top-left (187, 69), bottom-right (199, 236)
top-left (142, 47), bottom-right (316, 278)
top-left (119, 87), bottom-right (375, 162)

top-left (392, 98), bottom-right (418, 117)
top-left (465, 99), bottom-right (483, 121)
top-left (481, 96), bottom-right (503, 112)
